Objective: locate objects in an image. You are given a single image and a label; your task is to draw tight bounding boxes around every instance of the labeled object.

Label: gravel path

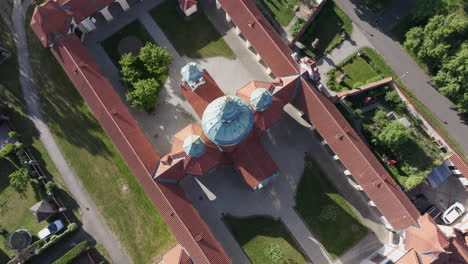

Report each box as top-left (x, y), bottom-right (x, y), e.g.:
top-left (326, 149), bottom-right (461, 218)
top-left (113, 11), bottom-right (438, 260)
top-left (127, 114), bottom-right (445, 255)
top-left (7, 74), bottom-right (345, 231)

top-left (9, 1), bottom-right (131, 263)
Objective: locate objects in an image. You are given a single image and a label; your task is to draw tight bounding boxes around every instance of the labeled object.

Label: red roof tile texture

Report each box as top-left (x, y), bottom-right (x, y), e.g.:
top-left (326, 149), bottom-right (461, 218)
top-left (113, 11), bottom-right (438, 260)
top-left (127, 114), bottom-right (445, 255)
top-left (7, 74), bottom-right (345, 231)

top-left (30, 0), bottom-right (72, 47)
top-left (61, 0), bottom-right (114, 22)
top-left (448, 154), bottom-right (468, 180)
top-left (49, 34), bottom-right (231, 264)
top-left (178, 0), bottom-right (198, 11)
top-left (294, 78), bottom-right (420, 230)
top-left (180, 71), bottom-right (224, 119)
top-left (405, 214), bottom-right (449, 254)
top-left (228, 133), bottom-right (277, 188)
top-left (218, 0), bottom-right (298, 77)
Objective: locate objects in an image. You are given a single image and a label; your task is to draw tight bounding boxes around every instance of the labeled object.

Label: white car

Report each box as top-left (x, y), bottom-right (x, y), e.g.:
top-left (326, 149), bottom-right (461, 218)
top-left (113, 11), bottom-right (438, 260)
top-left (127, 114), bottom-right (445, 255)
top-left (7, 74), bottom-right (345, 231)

top-left (38, 220), bottom-right (64, 240)
top-left (442, 202), bottom-right (465, 225)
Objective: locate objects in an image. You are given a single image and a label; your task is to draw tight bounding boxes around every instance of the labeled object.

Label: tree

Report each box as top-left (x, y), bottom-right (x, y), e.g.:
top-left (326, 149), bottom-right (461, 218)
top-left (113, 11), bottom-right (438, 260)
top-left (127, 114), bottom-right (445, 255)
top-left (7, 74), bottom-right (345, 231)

top-left (126, 78), bottom-right (160, 112)
top-left (264, 244), bottom-right (284, 263)
top-left (373, 109), bottom-right (388, 127)
top-left (119, 53), bottom-right (142, 85)
top-left (9, 168), bottom-right (30, 192)
top-left (138, 43), bottom-right (173, 75)
top-left (378, 121), bottom-right (411, 148)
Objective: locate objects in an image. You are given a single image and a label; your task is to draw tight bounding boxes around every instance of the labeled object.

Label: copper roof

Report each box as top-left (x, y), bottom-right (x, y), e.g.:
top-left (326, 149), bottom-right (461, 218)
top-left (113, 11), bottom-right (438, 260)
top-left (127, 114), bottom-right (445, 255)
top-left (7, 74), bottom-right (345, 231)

top-left (293, 78), bottom-right (420, 230)
top-left (217, 0), bottom-right (298, 77)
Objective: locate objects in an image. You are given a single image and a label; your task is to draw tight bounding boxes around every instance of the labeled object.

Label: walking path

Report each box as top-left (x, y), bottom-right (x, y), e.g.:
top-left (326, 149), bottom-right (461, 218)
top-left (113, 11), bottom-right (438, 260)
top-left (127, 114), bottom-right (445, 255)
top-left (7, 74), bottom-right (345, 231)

top-left (10, 1), bottom-right (131, 263)
top-left (334, 0), bottom-right (468, 154)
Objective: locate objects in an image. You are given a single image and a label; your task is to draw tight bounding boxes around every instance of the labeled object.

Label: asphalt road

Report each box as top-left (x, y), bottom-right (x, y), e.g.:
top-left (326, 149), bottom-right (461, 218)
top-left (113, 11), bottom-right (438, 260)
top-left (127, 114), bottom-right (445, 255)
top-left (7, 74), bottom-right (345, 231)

top-left (335, 0), bottom-right (468, 154)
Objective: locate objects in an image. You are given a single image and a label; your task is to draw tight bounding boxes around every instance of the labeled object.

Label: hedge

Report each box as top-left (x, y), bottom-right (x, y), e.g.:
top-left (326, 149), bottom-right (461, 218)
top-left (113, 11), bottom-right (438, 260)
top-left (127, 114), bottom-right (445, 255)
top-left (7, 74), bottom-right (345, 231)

top-left (52, 241), bottom-right (91, 264)
top-left (35, 223), bottom-right (79, 254)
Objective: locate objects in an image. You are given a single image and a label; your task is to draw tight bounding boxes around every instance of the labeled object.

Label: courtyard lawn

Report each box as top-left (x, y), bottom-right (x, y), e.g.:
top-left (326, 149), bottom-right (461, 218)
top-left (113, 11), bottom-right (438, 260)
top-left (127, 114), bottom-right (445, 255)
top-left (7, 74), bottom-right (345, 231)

top-left (101, 20), bottom-right (153, 66)
top-left (299, 0), bottom-right (352, 59)
top-left (224, 216), bottom-right (309, 264)
top-left (258, 0), bottom-right (300, 27)
top-left (151, 0), bottom-right (234, 59)
top-left (340, 57), bottom-right (378, 89)
top-left (26, 18), bottom-right (176, 264)
top-left (295, 157), bottom-right (367, 260)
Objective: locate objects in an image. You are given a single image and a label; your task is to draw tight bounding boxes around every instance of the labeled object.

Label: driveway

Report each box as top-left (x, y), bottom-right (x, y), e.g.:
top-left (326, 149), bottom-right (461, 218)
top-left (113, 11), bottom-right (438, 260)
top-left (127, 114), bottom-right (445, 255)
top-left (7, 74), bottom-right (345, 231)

top-left (334, 0), bottom-right (468, 154)
top-left (84, 0), bottom-right (271, 155)
top-left (180, 115), bottom-right (389, 264)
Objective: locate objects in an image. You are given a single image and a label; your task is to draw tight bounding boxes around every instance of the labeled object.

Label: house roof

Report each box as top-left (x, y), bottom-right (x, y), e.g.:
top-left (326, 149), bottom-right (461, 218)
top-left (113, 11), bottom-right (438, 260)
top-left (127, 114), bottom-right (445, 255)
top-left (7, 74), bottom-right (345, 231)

top-left (293, 77), bottom-right (420, 230)
top-left (180, 70), bottom-right (224, 119)
top-left (48, 34), bottom-right (231, 264)
top-left (61, 0), bottom-right (114, 22)
top-left (30, 0), bottom-right (72, 47)
top-left (448, 154), bottom-right (468, 180)
top-left (229, 132), bottom-right (277, 188)
top-left (178, 0), bottom-right (198, 11)
top-left (253, 97), bottom-right (285, 131)
top-left (162, 244), bottom-right (193, 264)
top-left (217, 0), bottom-right (298, 77)
top-left (405, 214), bottom-right (450, 254)
top-left (29, 199), bottom-right (57, 222)
top-left (396, 249), bottom-right (421, 264)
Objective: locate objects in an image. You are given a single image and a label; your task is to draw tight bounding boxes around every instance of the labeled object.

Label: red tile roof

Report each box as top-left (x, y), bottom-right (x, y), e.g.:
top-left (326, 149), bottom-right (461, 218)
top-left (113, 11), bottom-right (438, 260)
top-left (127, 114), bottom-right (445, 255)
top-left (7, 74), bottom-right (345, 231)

top-left (61, 0), bottom-right (114, 22)
top-left (294, 78), bottom-right (420, 230)
top-left (180, 71), bottom-right (224, 119)
top-left (405, 214), bottom-right (449, 254)
top-left (48, 34), bottom-right (231, 264)
top-left (30, 0), bottom-right (72, 47)
top-left (218, 0), bottom-right (298, 77)
top-left (178, 0), bottom-right (198, 11)
top-left (448, 154), bottom-right (468, 180)
top-left (162, 244), bottom-right (193, 264)
top-left (229, 133), bottom-right (277, 188)
top-left (396, 249), bottom-right (421, 264)
top-left (236, 80), bottom-right (275, 102)
top-left (448, 230), bottom-right (468, 263)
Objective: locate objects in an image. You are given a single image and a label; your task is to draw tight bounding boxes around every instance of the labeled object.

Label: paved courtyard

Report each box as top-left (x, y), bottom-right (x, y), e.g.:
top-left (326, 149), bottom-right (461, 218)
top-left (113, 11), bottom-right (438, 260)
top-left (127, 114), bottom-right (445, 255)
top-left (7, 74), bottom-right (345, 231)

top-left (180, 115), bottom-right (389, 264)
top-left (84, 0), bottom-right (271, 155)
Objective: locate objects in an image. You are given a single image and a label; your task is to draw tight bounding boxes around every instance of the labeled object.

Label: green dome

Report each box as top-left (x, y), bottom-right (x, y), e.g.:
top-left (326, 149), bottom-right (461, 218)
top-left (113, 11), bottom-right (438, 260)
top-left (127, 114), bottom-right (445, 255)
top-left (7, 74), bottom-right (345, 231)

top-left (202, 96), bottom-right (254, 146)
top-left (183, 135), bottom-right (206, 157)
top-left (250, 88), bottom-right (273, 111)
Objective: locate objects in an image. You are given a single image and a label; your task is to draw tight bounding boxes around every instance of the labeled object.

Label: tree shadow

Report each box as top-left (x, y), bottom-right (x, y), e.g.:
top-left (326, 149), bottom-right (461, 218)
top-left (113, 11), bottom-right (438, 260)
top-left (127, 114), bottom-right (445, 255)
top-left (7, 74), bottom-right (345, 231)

top-left (0, 248), bottom-right (9, 264)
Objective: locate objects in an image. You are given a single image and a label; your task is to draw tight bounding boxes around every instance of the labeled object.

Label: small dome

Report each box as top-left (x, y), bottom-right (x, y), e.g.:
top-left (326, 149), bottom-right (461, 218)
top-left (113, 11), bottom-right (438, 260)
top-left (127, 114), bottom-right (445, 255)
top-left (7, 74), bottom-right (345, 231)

top-left (181, 62), bottom-right (203, 85)
top-left (250, 88), bottom-right (273, 111)
top-left (202, 96), bottom-right (254, 146)
top-left (183, 135), bottom-right (206, 158)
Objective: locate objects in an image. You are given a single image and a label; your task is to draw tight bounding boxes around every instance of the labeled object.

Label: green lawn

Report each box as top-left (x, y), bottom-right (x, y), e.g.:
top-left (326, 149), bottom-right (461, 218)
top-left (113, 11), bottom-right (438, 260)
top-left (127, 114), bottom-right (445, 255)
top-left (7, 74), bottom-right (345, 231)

top-left (299, 0), bottom-right (352, 59)
top-left (258, 0), bottom-right (299, 27)
top-left (151, 0), bottom-right (234, 58)
top-left (295, 157), bottom-right (367, 260)
top-left (340, 57), bottom-right (378, 88)
top-left (101, 20), bottom-right (154, 67)
top-left (224, 216), bottom-right (309, 264)
top-left (0, 159), bottom-right (47, 262)
top-left (26, 15), bottom-right (176, 264)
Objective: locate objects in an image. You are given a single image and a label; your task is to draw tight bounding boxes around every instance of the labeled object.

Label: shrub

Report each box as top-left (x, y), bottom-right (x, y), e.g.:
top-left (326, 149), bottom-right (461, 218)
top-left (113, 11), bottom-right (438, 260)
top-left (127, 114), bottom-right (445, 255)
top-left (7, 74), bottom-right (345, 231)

top-left (126, 78), bottom-right (160, 112)
top-left (291, 18), bottom-right (306, 37)
top-left (404, 176), bottom-right (426, 190)
top-left (15, 142), bottom-right (24, 149)
top-left (138, 43), bottom-right (173, 75)
top-left (119, 53), bottom-right (142, 85)
top-left (353, 109), bottom-right (364, 119)
top-left (8, 131), bottom-right (18, 138)
top-left (46, 181), bottom-right (57, 195)
top-left (365, 75), bottom-right (384, 84)
top-left (9, 168), bottom-right (30, 192)
top-left (1, 143), bottom-right (15, 157)
top-left (378, 121), bottom-right (411, 148)
top-left (52, 241), bottom-right (91, 264)
top-left (35, 223), bottom-right (80, 255)
top-left (352, 82), bottom-right (364, 89)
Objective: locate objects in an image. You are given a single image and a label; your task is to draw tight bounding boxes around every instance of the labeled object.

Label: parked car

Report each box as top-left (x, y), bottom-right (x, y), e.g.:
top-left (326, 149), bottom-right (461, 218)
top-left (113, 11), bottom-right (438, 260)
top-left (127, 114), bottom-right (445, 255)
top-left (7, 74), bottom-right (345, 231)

top-left (38, 220), bottom-right (64, 240)
top-left (442, 202), bottom-right (465, 225)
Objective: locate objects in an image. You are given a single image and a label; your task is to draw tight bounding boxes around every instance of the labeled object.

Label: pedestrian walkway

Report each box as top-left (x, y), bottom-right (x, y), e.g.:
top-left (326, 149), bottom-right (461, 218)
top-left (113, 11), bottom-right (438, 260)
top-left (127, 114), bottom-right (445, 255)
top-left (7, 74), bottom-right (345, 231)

top-left (10, 0), bottom-right (130, 263)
